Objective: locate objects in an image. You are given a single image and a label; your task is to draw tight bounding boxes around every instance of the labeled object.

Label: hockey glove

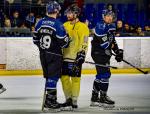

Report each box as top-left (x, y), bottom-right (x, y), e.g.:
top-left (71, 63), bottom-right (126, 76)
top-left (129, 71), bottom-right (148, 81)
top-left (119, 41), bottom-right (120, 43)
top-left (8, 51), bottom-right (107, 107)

top-left (72, 64), bottom-right (80, 76)
top-left (115, 49), bottom-right (123, 62)
top-left (75, 50), bottom-right (86, 66)
top-left (32, 32), bottom-right (40, 47)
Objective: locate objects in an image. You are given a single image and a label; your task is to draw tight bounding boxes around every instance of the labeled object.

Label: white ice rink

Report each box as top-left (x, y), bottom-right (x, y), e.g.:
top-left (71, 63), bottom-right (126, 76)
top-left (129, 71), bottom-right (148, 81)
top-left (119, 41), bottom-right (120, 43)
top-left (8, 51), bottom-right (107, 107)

top-left (0, 74), bottom-right (150, 114)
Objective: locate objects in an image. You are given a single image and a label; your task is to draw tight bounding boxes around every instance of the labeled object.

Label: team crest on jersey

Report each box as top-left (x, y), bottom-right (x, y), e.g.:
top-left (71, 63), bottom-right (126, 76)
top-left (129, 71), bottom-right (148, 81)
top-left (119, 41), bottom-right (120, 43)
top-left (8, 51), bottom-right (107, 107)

top-left (98, 23), bottom-right (105, 30)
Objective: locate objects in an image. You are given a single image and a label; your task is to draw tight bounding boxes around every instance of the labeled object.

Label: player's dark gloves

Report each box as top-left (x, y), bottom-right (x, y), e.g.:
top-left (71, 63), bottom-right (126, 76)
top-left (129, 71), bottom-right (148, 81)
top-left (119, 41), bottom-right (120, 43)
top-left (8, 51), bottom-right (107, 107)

top-left (32, 32), bottom-right (40, 47)
top-left (115, 49), bottom-right (123, 62)
top-left (75, 50), bottom-right (86, 66)
top-left (72, 64), bottom-right (80, 76)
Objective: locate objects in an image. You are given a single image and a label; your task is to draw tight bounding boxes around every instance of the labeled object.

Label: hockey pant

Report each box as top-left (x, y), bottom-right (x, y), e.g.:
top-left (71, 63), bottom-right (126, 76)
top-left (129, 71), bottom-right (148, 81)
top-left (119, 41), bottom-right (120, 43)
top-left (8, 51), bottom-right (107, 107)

top-left (61, 61), bottom-right (82, 101)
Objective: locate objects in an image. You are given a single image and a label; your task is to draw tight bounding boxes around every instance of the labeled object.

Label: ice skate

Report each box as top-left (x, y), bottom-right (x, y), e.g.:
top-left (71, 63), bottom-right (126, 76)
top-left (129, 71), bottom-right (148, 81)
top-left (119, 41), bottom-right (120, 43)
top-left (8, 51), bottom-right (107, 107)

top-left (99, 91), bottom-right (115, 108)
top-left (60, 98), bottom-right (73, 111)
top-left (0, 86), bottom-right (6, 94)
top-left (90, 90), bottom-right (100, 107)
top-left (43, 94), bottom-right (61, 112)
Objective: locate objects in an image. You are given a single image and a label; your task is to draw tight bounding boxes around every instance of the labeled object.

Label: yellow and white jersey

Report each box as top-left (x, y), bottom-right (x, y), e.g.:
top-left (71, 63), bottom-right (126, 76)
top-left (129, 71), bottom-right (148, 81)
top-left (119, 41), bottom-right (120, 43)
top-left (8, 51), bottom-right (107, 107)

top-left (63, 21), bottom-right (89, 62)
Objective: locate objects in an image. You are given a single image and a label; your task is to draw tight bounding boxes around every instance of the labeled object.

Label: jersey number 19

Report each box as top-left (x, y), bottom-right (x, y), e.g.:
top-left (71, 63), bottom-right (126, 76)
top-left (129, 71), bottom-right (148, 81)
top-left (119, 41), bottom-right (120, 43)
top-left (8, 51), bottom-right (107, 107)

top-left (40, 35), bottom-right (51, 49)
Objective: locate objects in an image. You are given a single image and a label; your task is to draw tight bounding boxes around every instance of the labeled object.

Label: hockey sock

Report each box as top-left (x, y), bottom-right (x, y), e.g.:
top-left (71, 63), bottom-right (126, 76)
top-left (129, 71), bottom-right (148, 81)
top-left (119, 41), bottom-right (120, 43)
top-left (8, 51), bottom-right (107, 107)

top-left (71, 77), bottom-right (81, 101)
top-left (61, 75), bottom-right (72, 99)
top-left (45, 76), bottom-right (59, 90)
top-left (46, 89), bottom-right (57, 100)
top-left (96, 73), bottom-right (110, 92)
top-left (93, 79), bottom-right (101, 92)
top-left (44, 76), bottom-right (59, 106)
top-left (99, 78), bottom-right (109, 92)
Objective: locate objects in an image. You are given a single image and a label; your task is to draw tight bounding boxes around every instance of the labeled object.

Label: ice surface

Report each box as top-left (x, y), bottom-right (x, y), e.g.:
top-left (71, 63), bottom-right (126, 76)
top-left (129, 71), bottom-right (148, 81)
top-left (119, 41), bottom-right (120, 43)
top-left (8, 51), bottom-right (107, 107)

top-left (0, 74), bottom-right (150, 114)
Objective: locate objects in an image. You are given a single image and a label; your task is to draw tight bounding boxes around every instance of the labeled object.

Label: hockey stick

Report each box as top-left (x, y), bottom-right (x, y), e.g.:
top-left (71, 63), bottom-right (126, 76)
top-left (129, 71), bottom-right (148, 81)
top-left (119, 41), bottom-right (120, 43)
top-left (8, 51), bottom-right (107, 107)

top-left (44, 51), bottom-right (117, 69)
top-left (112, 53), bottom-right (149, 74)
top-left (84, 61), bottom-right (117, 69)
top-left (64, 58), bottom-right (118, 69)
top-left (41, 52), bottom-right (117, 69)
top-left (41, 83), bottom-right (46, 111)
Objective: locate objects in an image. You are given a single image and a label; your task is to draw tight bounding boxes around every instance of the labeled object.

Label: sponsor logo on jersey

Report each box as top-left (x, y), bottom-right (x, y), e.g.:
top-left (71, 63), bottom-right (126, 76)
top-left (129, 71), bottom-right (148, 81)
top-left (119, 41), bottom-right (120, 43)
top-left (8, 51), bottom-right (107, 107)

top-left (42, 21), bottom-right (55, 25)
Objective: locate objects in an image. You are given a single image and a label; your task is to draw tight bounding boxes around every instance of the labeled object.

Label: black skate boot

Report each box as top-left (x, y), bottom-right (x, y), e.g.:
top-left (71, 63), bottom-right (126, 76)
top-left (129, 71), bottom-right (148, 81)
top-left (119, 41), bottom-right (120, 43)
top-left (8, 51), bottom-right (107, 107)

top-left (99, 91), bottom-right (115, 108)
top-left (90, 90), bottom-right (100, 106)
top-left (0, 84), bottom-right (6, 94)
top-left (60, 98), bottom-right (73, 111)
top-left (43, 90), bottom-right (61, 112)
top-left (44, 94), bottom-right (61, 112)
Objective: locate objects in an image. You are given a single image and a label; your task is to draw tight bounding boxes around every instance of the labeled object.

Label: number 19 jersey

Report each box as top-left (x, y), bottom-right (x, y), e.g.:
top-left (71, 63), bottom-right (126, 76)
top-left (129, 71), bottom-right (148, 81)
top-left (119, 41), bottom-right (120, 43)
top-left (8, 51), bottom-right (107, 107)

top-left (33, 16), bottom-right (69, 55)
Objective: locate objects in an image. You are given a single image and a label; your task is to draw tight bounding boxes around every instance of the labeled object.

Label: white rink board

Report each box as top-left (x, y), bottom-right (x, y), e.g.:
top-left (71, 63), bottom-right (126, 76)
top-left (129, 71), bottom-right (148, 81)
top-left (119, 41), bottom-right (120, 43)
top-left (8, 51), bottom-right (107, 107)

top-left (0, 37), bottom-right (150, 70)
top-left (6, 38), bottom-right (41, 70)
top-left (0, 39), bottom-right (6, 64)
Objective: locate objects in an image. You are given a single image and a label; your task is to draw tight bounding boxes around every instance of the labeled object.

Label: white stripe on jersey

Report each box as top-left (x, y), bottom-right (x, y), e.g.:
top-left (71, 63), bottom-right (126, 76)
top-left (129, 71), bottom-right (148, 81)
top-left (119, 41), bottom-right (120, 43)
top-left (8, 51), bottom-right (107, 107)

top-left (56, 34), bottom-right (67, 39)
top-left (94, 29), bottom-right (107, 37)
top-left (37, 25), bottom-right (56, 32)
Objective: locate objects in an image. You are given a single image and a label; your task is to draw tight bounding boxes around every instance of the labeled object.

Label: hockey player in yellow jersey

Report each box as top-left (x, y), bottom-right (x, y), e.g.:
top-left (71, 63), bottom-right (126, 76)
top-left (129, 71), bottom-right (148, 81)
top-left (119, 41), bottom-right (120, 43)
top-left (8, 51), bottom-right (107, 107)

top-left (60, 4), bottom-right (89, 110)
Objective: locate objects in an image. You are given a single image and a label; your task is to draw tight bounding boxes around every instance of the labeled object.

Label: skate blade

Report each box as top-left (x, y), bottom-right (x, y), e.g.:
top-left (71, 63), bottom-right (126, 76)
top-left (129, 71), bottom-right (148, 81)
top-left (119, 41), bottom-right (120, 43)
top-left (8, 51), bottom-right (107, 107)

top-left (42, 107), bottom-right (61, 113)
top-left (0, 88), bottom-right (6, 94)
top-left (61, 106), bottom-right (72, 111)
top-left (72, 108), bottom-right (78, 111)
top-left (90, 102), bottom-right (99, 107)
top-left (99, 103), bottom-right (115, 108)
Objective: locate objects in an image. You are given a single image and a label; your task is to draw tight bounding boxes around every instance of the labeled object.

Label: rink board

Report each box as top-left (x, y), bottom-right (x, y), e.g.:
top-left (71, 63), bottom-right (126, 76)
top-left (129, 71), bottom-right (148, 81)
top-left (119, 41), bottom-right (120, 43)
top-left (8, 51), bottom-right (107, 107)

top-left (0, 37), bottom-right (150, 70)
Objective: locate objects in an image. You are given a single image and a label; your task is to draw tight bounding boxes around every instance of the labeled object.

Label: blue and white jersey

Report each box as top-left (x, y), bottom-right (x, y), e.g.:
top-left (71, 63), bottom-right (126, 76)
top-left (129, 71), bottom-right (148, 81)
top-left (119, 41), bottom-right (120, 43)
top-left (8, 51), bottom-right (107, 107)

top-left (93, 21), bottom-right (117, 50)
top-left (33, 16), bottom-right (69, 54)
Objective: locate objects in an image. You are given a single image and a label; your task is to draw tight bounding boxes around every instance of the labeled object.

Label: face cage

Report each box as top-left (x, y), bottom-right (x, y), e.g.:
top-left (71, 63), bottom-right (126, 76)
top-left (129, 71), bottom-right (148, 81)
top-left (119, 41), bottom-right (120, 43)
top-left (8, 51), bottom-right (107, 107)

top-left (103, 13), bottom-right (117, 22)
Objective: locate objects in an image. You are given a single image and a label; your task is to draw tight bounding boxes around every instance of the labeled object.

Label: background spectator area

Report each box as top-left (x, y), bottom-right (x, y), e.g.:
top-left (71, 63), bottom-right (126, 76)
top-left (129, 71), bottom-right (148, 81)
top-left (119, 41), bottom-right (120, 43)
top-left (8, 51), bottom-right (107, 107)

top-left (0, 0), bottom-right (150, 36)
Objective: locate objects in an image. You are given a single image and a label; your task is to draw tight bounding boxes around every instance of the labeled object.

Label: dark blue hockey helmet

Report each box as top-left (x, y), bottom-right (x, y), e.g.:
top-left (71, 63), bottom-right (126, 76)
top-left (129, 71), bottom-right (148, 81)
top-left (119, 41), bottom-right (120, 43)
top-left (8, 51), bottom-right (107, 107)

top-left (103, 10), bottom-right (114, 17)
top-left (46, 1), bottom-right (61, 14)
top-left (102, 9), bottom-right (116, 21)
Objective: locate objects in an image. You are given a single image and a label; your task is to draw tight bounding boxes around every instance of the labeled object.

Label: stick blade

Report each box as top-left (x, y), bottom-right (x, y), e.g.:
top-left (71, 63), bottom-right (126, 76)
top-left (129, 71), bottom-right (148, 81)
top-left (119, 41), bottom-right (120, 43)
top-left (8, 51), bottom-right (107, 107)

top-left (144, 71), bottom-right (149, 74)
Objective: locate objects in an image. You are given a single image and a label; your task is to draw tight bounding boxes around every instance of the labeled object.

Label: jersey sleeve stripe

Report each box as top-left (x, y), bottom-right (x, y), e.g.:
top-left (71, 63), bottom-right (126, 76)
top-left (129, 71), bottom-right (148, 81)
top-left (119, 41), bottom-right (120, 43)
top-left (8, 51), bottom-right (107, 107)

top-left (56, 35), bottom-right (67, 39)
top-left (100, 41), bottom-right (110, 49)
top-left (108, 28), bottom-right (116, 31)
top-left (37, 25), bottom-right (56, 32)
top-left (94, 29), bottom-right (107, 37)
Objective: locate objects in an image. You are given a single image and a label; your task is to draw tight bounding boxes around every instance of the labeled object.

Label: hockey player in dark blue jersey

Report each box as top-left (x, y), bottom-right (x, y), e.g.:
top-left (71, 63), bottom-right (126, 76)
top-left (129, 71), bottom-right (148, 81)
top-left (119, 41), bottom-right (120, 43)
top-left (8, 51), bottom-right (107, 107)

top-left (33, 1), bottom-right (69, 112)
top-left (90, 10), bottom-right (123, 107)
